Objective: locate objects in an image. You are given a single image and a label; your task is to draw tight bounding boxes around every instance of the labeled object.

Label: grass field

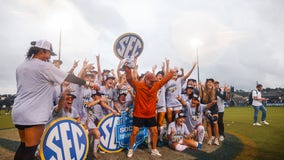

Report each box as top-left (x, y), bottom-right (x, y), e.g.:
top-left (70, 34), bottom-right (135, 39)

top-left (0, 107), bottom-right (284, 160)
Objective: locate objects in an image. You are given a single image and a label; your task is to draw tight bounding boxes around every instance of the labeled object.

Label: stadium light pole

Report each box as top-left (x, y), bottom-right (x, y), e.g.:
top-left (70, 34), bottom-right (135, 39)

top-left (196, 48), bottom-right (200, 83)
top-left (190, 38), bottom-right (203, 83)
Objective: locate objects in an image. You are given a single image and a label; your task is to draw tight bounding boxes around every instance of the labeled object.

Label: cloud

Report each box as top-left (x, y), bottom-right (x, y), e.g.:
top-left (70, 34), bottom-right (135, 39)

top-left (0, 0), bottom-right (284, 94)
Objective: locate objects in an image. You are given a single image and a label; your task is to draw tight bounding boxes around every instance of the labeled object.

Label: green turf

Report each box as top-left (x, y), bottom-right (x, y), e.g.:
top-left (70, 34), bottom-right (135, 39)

top-left (0, 110), bottom-right (13, 130)
top-left (224, 106), bottom-right (284, 160)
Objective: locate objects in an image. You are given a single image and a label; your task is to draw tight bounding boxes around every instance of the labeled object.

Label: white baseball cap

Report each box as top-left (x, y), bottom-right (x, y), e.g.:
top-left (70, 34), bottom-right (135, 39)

top-left (31, 40), bottom-right (56, 56)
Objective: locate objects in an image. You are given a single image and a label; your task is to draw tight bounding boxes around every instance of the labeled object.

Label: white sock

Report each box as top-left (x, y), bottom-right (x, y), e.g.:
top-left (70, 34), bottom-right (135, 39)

top-left (159, 126), bottom-right (164, 141)
top-left (94, 139), bottom-right (100, 153)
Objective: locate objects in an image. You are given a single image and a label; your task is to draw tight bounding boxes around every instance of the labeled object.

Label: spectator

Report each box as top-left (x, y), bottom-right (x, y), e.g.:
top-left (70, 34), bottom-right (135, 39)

top-left (252, 84), bottom-right (269, 126)
top-left (214, 81), bottom-right (230, 141)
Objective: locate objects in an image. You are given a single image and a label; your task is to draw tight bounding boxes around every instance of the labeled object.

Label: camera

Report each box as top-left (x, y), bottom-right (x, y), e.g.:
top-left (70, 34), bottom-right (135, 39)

top-left (204, 109), bottom-right (217, 122)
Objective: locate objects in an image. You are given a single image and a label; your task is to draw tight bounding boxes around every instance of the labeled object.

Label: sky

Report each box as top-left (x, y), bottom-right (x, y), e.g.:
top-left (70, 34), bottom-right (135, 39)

top-left (0, 0), bottom-right (284, 94)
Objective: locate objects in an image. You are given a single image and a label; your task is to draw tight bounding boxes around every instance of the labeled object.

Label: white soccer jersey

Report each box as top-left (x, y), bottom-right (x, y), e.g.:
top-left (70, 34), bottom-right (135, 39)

top-left (12, 59), bottom-right (68, 125)
top-left (167, 121), bottom-right (190, 144)
top-left (71, 84), bottom-right (92, 124)
top-left (100, 86), bottom-right (115, 113)
top-left (184, 103), bottom-right (205, 132)
top-left (165, 78), bottom-right (185, 108)
top-left (156, 86), bottom-right (166, 108)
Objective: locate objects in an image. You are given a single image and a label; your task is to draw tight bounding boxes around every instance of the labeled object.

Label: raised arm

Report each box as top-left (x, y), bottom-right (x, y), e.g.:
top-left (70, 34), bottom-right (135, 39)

top-left (124, 65), bottom-right (135, 88)
top-left (182, 62), bottom-right (197, 81)
top-left (68, 60), bottom-right (79, 74)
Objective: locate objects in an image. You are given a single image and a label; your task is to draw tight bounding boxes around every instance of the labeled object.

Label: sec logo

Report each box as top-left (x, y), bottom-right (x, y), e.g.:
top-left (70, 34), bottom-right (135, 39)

top-left (40, 117), bottom-right (88, 160)
top-left (113, 33), bottom-right (144, 60)
top-left (98, 114), bottom-right (123, 153)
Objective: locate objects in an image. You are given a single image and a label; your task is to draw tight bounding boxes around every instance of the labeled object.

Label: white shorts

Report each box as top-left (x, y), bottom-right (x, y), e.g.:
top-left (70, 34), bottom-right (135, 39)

top-left (167, 106), bottom-right (183, 111)
top-left (88, 119), bottom-right (97, 129)
top-left (156, 106), bottom-right (166, 113)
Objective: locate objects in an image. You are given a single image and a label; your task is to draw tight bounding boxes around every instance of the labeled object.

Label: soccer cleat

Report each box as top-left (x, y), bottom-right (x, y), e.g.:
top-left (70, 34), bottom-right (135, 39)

top-left (253, 122), bottom-right (262, 126)
top-left (219, 135), bottom-right (224, 142)
top-left (214, 138), bottom-right (220, 146)
top-left (261, 121), bottom-right (269, 125)
top-left (127, 149), bottom-right (134, 158)
top-left (151, 149), bottom-right (162, 157)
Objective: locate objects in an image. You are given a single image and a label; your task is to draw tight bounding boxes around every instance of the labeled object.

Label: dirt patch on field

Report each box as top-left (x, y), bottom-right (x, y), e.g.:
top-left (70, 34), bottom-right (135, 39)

top-left (1, 128), bottom-right (224, 160)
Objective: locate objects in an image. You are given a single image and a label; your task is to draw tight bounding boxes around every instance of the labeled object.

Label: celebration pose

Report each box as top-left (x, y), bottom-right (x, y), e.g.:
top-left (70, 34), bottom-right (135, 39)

top-left (12, 40), bottom-right (96, 160)
top-left (123, 63), bottom-right (175, 158)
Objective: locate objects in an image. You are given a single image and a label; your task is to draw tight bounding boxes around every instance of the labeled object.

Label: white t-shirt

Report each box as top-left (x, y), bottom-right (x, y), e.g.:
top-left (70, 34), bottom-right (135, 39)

top-left (71, 84), bottom-right (91, 124)
top-left (156, 86), bottom-right (166, 108)
top-left (167, 121), bottom-right (190, 144)
top-left (165, 78), bottom-right (185, 107)
top-left (217, 89), bottom-right (226, 112)
top-left (252, 90), bottom-right (262, 106)
top-left (12, 59), bottom-right (68, 125)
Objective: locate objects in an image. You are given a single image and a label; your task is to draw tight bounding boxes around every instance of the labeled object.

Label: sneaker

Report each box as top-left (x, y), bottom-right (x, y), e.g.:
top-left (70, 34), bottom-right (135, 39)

top-left (98, 149), bottom-right (105, 154)
top-left (127, 149), bottom-right (134, 158)
top-left (253, 122), bottom-right (262, 126)
top-left (93, 152), bottom-right (101, 159)
top-left (261, 121), bottom-right (269, 125)
top-left (207, 138), bottom-right (213, 145)
top-left (214, 138), bottom-right (219, 146)
top-left (219, 135), bottom-right (224, 142)
top-left (197, 143), bottom-right (202, 150)
top-left (207, 136), bottom-right (214, 145)
top-left (151, 149), bottom-right (162, 157)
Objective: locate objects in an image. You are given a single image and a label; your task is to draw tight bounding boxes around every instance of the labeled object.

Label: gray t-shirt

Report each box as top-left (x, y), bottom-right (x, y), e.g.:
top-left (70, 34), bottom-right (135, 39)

top-left (12, 59), bottom-right (68, 125)
top-left (167, 121), bottom-right (190, 144)
top-left (184, 103), bottom-right (205, 132)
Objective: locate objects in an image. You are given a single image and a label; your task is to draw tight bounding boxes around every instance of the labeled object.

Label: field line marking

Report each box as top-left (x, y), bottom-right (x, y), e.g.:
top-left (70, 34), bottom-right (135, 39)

top-left (227, 130), bottom-right (258, 160)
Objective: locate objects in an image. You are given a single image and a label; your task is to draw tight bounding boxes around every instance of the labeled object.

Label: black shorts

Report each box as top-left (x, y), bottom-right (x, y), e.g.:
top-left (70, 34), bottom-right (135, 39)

top-left (133, 116), bottom-right (157, 128)
top-left (15, 124), bottom-right (41, 130)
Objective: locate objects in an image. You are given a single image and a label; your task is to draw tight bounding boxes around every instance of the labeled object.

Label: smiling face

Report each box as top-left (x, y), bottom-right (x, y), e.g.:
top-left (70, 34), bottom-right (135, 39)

top-left (206, 80), bottom-right (214, 89)
top-left (64, 95), bottom-right (75, 109)
top-left (156, 73), bottom-right (163, 81)
top-left (176, 117), bottom-right (185, 125)
top-left (191, 98), bottom-right (200, 108)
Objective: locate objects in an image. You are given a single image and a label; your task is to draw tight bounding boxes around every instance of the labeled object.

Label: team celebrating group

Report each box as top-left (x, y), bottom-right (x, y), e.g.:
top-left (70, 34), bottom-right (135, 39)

top-left (12, 40), bottom-right (230, 159)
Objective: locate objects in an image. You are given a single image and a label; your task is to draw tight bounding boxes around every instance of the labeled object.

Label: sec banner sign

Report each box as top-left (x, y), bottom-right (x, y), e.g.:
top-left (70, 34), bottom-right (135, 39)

top-left (40, 117), bottom-right (88, 160)
top-left (98, 114), bottom-right (123, 153)
top-left (113, 33), bottom-right (144, 60)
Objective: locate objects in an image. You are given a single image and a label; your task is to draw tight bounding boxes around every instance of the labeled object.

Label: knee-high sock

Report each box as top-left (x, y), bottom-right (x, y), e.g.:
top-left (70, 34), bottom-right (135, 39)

top-left (14, 142), bottom-right (25, 160)
top-left (22, 145), bottom-right (38, 160)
